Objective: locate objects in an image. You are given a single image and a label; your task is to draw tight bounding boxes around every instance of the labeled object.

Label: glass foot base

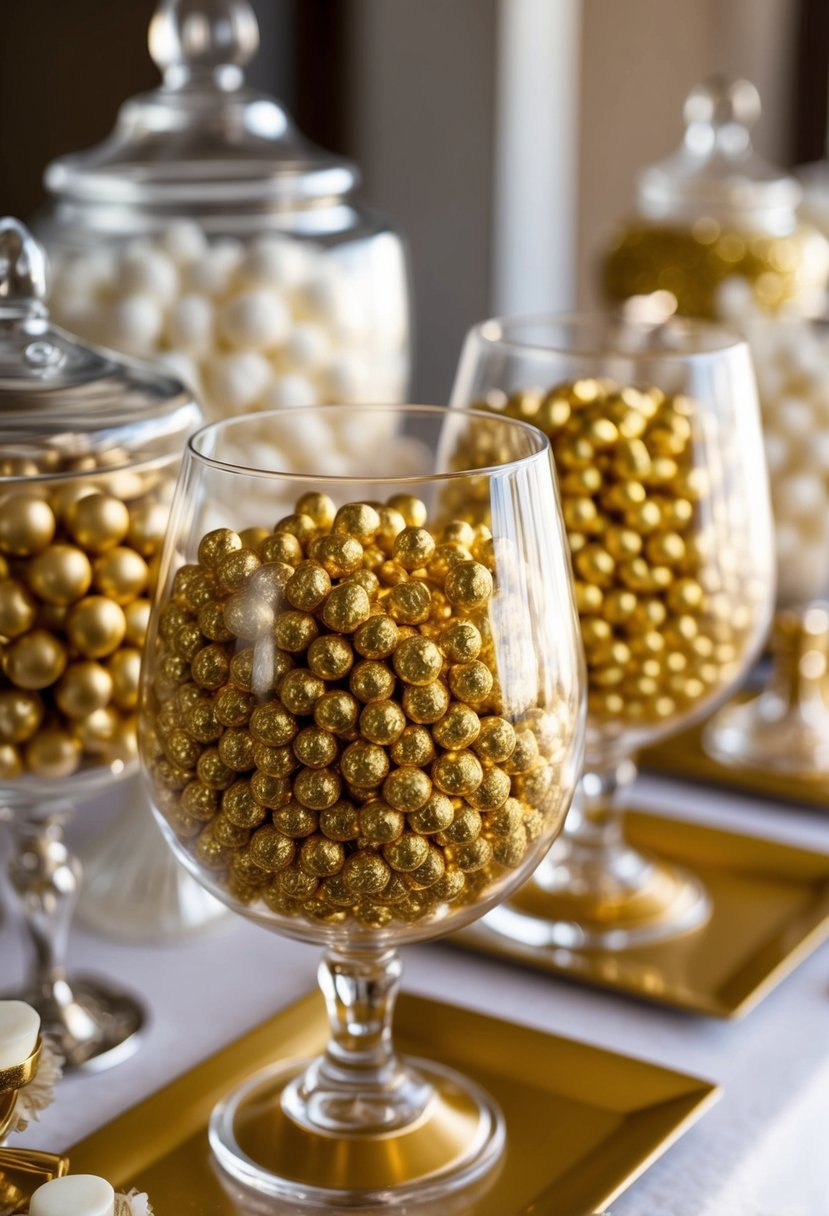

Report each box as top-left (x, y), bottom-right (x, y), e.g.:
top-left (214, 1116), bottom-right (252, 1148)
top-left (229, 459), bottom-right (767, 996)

top-left (10, 975), bottom-right (146, 1072)
top-left (495, 844), bottom-right (712, 950)
top-left (704, 692), bottom-right (829, 777)
top-left (209, 1056), bottom-right (505, 1209)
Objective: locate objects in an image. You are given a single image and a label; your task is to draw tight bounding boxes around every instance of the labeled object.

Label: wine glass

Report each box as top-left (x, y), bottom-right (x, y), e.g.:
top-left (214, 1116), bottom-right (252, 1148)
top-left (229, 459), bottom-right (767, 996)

top-left (705, 314), bottom-right (829, 774)
top-left (451, 315), bottom-right (774, 950)
top-left (138, 404), bottom-right (584, 1207)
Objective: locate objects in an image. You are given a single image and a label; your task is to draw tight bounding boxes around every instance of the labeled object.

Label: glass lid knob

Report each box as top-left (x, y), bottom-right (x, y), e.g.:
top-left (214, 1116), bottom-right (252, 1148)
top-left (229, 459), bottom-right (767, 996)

top-left (0, 217), bottom-right (48, 321)
top-left (683, 76), bottom-right (761, 155)
top-left (148, 0), bottom-right (259, 90)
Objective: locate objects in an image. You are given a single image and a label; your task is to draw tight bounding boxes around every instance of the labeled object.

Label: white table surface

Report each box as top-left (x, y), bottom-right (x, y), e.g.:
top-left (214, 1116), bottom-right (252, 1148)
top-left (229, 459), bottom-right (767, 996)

top-left (2, 774), bottom-right (828, 1216)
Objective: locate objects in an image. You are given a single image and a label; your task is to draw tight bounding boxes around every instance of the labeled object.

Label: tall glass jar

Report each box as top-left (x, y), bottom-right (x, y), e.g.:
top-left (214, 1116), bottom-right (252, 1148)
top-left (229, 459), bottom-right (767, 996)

top-left (602, 77), bottom-right (829, 322)
top-left (0, 216), bottom-right (210, 1067)
top-left (38, 0), bottom-right (410, 474)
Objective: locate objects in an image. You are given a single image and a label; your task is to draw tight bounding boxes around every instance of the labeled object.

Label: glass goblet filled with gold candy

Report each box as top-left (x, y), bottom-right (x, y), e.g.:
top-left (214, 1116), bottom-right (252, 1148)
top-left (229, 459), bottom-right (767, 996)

top-left (451, 314), bottom-right (774, 949)
top-left (139, 404), bottom-right (584, 1207)
top-left (0, 218), bottom-right (201, 1067)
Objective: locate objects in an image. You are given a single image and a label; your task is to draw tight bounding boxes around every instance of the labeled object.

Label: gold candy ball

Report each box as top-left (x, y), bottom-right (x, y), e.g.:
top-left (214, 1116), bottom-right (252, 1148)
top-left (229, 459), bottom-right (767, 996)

top-left (439, 620), bottom-right (481, 663)
top-left (343, 851), bottom-right (391, 894)
top-left (432, 703), bottom-right (481, 750)
top-left (319, 801), bottom-right (361, 841)
top-left (321, 583), bottom-right (371, 633)
top-left (27, 544), bottom-right (93, 605)
top-left (402, 679), bottom-right (449, 724)
top-left (333, 502), bottom-right (381, 544)
top-left (353, 614), bottom-right (400, 659)
top-left (359, 699), bottom-right (406, 745)
top-left (279, 668), bottom-right (325, 715)
top-left (448, 660), bottom-right (493, 704)
top-left (0, 689), bottom-right (44, 742)
top-left (382, 764), bottom-right (432, 812)
top-left (198, 528), bottom-right (242, 570)
top-left (65, 493), bottom-right (130, 554)
top-left (5, 629), bottom-right (67, 690)
top-left (67, 596), bottom-right (127, 659)
top-left (409, 792), bottom-right (454, 834)
top-left (473, 716), bottom-right (516, 765)
top-left (56, 661), bottom-right (114, 718)
top-left (299, 834), bottom-right (346, 877)
top-left (0, 578), bottom-right (36, 638)
top-left (349, 659), bottom-right (396, 704)
top-left (0, 495), bottom-right (55, 557)
top-left (390, 724), bottom-right (435, 767)
top-left (340, 740), bottom-right (390, 789)
top-left (293, 766), bottom-right (342, 810)
top-left (358, 800), bottom-right (405, 843)
top-left (293, 724), bottom-right (339, 768)
top-left (25, 727), bottom-right (81, 778)
top-left (274, 610), bottom-right (319, 653)
top-left (382, 832), bottom-right (430, 872)
top-left (393, 526), bottom-right (436, 571)
top-left (432, 750), bottom-right (484, 797)
top-left (393, 635), bottom-right (443, 686)
top-left (296, 492), bottom-right (336, 530)
top-left (250, 825), bottom-right (296, 872)
top-left (0, 742), bottom-right (22, 779)
top-left (93, 547), bottom-right (149, 604)
top-left (314, 690), bottom-right (359, 734)
top-left (307, 634), bottom-right (353, 680)
top-left (217, 548), bottom-right (261, 593)
top-left (444, 560), bottom-right (493, 611)
top-left (387, 580), bottom-right (432, 625)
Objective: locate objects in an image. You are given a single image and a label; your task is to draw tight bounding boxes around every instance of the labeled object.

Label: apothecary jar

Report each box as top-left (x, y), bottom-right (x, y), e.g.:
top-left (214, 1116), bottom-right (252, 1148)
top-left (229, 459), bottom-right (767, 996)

top-left (38, 0), bottom-right (411, 473)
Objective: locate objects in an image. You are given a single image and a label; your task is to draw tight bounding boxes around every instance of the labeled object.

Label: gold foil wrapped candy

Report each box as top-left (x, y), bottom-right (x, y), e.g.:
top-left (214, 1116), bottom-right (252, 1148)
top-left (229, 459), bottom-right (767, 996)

top-left (144, 495), bottom-right (569, 928)
top-left (0, 477), bottom-right (167, 779)
top-left (474, 379), bottom-right (757, 731)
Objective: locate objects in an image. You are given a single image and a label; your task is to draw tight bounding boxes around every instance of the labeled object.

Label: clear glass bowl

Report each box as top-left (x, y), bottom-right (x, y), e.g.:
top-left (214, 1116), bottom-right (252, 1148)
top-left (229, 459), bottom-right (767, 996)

top-left (138, 404), bottom-right (584, 1206)
top-left (451, 314), bottom-right (775, 950)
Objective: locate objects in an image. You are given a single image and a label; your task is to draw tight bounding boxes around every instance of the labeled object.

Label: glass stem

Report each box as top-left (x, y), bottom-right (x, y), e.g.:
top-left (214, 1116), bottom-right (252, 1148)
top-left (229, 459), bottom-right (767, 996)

top-left (564, 757), bottom-right (638, 857)
top-left (7, 802), bottom-right (79, 1005)
top-left (282, 945), bottom-right (433, 1137)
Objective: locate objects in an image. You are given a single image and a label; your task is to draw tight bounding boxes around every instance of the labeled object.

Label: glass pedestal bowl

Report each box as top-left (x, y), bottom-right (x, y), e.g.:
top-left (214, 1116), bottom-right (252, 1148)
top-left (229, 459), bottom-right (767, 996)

top-left (138, 404), bottom-right (584, 1206)
top-left (451, 315), bottom-right (775, 950)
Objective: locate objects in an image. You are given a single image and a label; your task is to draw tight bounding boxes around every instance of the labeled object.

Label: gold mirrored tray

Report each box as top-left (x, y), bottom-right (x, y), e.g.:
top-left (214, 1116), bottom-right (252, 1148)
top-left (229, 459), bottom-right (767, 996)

top-left (642, 719), bottom-right (829, 809)
top-left (67, 989), bottom-right (719, 1216)
top-left (455, 809), bottom-right (829, 1017)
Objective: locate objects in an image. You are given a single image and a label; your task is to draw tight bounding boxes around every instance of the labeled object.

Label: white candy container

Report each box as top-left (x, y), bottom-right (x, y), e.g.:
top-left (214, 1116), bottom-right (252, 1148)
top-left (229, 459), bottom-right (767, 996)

top-left (704, 303), bottom-right (829, 775)
top-left (38, 0), bottom-right (410, 467)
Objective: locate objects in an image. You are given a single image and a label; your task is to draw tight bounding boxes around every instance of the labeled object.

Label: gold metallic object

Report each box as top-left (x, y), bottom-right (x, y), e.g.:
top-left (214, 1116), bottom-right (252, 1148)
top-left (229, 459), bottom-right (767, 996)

top-left (461, 808), bottom-right (829, 1017)
top-left (65, 989), bottom-right (719, 1216)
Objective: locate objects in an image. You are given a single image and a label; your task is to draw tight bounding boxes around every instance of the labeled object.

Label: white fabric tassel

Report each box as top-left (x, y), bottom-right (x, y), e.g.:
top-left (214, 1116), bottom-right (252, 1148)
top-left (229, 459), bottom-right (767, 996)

top-left (8, 1036), bottom-right (63, 1134)
top-left (115, 1190), bottom-right (154, 1216)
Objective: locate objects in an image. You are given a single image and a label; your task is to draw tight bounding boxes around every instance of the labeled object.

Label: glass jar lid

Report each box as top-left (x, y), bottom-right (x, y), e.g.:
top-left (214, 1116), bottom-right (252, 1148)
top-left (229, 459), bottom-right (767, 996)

top-left (0, 217), bottom-right (200, 472)
top-left (637, 76), bottom-right (801, 223)
top-left (44, 0), bottom-right (359, 211)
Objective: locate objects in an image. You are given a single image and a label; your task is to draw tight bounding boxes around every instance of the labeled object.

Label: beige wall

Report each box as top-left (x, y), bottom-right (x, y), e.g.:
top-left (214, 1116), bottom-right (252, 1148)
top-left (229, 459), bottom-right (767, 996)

top-left (577, 0), bottom-right (796, 305)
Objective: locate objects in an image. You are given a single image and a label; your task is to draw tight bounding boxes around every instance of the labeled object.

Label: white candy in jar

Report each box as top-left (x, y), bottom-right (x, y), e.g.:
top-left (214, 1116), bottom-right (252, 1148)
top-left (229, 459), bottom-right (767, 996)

top-left (47, 221), bottom-right (407, 425)
top-left (741, 305), bottom-right (829, 605)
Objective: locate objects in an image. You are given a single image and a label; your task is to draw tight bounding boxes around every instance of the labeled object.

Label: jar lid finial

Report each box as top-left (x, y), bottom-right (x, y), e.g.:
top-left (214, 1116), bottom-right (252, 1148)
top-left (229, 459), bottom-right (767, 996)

top-left (0, 218), bottom-right (48, 321)
top-left (149, 0), bottom-right (259, 90)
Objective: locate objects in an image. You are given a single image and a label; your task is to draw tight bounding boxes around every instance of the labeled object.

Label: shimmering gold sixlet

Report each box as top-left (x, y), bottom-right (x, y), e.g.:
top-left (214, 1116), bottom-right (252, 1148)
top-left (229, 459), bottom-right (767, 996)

top-left (144, 496), bottom-right (568, 928)
top-left (0, 481), bottom-right (165, 778)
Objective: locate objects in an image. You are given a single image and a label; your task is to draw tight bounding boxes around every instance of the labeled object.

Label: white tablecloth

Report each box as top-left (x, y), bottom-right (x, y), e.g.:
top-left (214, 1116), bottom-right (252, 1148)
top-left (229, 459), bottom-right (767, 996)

top-left (2, 775), bottom-right (828, 1216)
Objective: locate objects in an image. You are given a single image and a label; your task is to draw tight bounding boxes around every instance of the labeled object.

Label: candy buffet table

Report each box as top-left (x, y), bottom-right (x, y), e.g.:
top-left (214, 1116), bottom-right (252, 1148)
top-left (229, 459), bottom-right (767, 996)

top-left (2, 775), bottom-right (827, 1216)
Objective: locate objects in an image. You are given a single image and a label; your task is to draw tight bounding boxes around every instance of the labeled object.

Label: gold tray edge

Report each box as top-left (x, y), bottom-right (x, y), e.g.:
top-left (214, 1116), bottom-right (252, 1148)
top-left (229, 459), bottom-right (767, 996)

top-left (452, 810), bottom-right (829, 1019)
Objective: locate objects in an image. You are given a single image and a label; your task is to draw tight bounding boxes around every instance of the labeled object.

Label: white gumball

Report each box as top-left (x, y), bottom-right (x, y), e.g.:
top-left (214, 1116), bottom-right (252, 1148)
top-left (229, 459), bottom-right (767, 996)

top-left (715, 275), bottom-right (756, 321)
top-left (774, 471), bottom-right (828, 521)
top-left (282, 323), bottom-right (331, 372)
top-left (205, 352), bottom-right (272, 414)
top-left (119, 247), bottom-right (179, 306)
top-left (105, 293), bottom-right (164, 355)
top-left (219, 289), bottom-right (291, 350)
top-left (294, 267), bottom-right (350, 329)
top-left (260, 374), bottom-right (319, 410)
top-left (166, 294), bottom-right (214, 354)
top-left (773, 395), bottom-right (815, 441)
top-left (810, 430), bottom-right (829, 474)
top-left (321, 354), bottom-right (365, 402)
top-left (237, 236), bottom-right (310, 290)
top-left (161, 220), bottom-right (209, 264)
top-left (762, 428), bottom-right (792, 477)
